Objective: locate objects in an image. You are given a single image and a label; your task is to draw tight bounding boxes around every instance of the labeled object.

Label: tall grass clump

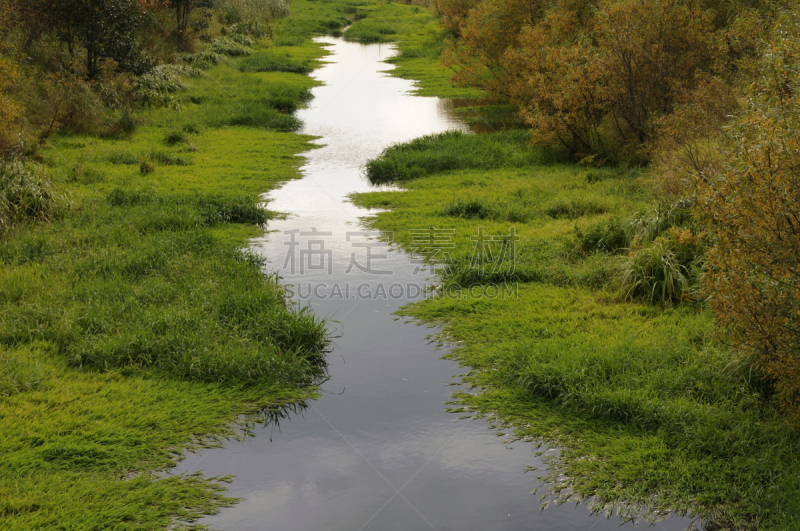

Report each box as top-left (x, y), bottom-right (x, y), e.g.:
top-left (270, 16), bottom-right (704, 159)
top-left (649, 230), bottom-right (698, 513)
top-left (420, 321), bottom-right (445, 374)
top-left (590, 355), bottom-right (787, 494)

top-left (0, 158), bottom-right (63, 236)
top-left (364, 130), bottom-right (563, 184)
top-left (621, 238), bottom-right (692, 304)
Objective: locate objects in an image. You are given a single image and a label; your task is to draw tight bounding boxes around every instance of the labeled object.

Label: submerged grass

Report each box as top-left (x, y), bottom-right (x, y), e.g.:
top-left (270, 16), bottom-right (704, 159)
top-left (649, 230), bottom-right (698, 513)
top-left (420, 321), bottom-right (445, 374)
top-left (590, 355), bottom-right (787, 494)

top-left (352, 130), bottom-right (800, 529)
top-left (0, 36), bottom-right (333, 530)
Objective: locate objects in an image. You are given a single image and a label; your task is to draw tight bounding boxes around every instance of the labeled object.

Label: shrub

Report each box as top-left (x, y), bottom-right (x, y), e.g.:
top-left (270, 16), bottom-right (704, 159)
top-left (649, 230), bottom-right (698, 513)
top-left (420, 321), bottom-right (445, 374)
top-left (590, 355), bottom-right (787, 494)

top-left (629, 198), bottom-right (693, 246)
top-left (0, 158), bottom-right (63, 235)
top-left (180, 49), bottom-right (227, 69)
top-left (134, 65), bottom-right (202, 106)
top-left (693, 15), bottom-right (800, 422)
top-left (217, 0), bottom-right (290, 38)
top-left (139, 160), bottom-right (155, 174)
top-left (210, 37), bottom-right (252, 57)
top-left (115, 107), bottom-right (138, 136)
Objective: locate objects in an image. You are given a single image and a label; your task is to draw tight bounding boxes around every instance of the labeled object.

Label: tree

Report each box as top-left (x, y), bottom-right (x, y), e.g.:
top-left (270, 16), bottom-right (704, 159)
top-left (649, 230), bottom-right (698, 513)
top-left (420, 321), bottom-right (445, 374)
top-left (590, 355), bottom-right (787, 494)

top-left (170, 0), bottom-right (213, 48)
top-left (15, 0), bottom-right (149, 79)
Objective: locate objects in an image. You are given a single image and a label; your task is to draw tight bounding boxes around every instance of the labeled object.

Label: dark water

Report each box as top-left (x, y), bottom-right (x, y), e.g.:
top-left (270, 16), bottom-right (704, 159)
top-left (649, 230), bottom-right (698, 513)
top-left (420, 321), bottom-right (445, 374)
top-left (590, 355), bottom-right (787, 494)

top-left (169, 38), bottom-right (695, 531)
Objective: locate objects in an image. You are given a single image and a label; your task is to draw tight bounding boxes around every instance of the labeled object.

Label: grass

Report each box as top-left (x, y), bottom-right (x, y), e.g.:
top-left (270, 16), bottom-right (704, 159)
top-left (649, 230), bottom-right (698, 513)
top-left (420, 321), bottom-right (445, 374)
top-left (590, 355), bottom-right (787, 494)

top-left (0, 36), bottom-right (334, 530)
top-left (351, 130), bottom-right (800, 529)
top-left (364, 130), bottom-right (565, 184)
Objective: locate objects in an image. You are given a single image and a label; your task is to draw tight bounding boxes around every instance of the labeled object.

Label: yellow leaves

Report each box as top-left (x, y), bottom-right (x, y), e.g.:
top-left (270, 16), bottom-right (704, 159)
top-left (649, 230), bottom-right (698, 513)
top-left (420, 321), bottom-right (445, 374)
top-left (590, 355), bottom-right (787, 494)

top-left (693, 10), bottom-right (800, 424)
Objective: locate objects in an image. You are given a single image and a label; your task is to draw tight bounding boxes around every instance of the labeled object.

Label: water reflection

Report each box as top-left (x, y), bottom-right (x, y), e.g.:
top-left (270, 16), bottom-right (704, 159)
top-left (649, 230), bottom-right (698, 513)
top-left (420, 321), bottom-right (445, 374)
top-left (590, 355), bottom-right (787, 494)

top-left (437, 98), bottom-right (527, 133)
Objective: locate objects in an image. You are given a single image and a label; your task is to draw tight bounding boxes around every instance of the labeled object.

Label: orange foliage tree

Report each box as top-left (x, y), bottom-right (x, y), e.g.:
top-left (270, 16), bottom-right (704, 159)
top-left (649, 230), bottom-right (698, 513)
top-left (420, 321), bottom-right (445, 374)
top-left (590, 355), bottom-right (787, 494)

top-left (438, 0), bottom-right (746, 161)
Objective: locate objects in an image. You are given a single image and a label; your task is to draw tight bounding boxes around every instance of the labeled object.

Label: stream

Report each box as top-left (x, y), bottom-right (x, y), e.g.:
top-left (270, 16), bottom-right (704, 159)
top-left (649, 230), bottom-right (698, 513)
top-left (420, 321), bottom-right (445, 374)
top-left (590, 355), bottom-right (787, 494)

top-left (170, 38), bottom-right (695, 531)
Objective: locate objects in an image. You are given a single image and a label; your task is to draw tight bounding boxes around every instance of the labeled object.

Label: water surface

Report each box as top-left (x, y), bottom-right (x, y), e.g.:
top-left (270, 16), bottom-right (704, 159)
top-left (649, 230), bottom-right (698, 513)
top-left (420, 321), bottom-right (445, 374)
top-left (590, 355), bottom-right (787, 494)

top-left (170, 38), bottom-right (694, 531)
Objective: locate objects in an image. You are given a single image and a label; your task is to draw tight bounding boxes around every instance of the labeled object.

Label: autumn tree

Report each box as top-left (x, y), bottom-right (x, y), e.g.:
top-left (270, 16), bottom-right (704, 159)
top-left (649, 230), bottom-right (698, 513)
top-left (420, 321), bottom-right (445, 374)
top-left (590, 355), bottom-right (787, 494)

top-left (441, 0), bottom-right (546, 101)
top-left (694, 13), bottom-right (800, 421)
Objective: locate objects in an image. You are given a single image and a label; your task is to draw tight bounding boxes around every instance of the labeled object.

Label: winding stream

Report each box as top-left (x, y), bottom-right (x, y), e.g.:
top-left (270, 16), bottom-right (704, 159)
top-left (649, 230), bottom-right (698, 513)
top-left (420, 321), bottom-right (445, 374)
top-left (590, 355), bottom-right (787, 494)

top-left (170, 38), bottom-right (694, 531)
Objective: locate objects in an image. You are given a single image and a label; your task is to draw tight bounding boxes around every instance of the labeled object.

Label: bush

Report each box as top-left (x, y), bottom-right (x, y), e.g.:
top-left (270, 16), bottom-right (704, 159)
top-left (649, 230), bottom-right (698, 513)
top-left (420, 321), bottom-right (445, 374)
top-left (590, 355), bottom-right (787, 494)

top-left (0, 159), bottom-right (63, 235)
top-left (694, 14), bottom-right (800, 422)
top-left (217, 0), bottom-right (290, 38)
top-left (210, 37), bottom-right (252, 57)
top-left (134, 65), bottom-right (203, 106)
top-left (180, 49), bottom-right (227, 70)
top-left (629, 198), bottom-right (693, 246)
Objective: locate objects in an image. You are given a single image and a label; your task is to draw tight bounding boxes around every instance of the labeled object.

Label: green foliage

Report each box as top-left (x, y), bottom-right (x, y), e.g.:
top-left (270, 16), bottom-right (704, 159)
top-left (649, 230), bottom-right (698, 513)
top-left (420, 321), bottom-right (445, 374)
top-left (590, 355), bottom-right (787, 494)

top-left (441, 198), bottom-right (497, 220)
top-left (544, 198), bottom-right (609, 219)
top-left (171, 0), bottom-right (215, 47)
top-left (18, 0), bottom-right (151, 79)
top-left (354, 131), bottom-right (636, 289)
top-left (217, 0), bottom-right (290, 38)
top-left (164, 130), bottom-right (188, 146)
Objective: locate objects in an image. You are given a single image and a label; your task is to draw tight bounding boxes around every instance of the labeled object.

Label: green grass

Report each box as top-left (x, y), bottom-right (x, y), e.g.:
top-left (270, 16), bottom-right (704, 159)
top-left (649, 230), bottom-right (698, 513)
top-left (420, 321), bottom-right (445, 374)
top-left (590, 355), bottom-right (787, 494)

top-left (364, 130), bottom-right (567, 184)
top-left (0, 37), bottom-right (333, 530)
top-left (352, 130), bottom-right (800, 529)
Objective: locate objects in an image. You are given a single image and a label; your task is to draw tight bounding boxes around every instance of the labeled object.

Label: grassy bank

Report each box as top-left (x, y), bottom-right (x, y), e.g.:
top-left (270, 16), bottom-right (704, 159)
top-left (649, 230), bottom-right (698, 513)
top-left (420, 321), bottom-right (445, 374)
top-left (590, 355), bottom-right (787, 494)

top-left (352, 131), bottom-right (800, 529)
top-left (0, 35), bottom-right (336, 529)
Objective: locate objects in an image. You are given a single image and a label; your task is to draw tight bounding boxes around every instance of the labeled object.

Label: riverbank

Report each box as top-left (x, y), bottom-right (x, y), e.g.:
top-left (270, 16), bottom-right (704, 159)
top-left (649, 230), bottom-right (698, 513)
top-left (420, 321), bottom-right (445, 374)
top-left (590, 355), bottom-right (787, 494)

top-left (351, 131), bottom-right (800, 528)
top-left (0, 36), bottom-right (337, 530)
